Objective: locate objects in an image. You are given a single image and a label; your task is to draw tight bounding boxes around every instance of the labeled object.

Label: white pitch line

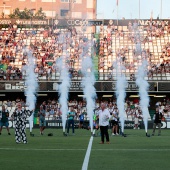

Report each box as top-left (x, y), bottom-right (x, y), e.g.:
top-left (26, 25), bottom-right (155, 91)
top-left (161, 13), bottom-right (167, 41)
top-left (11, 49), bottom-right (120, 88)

top-left (0, 148), bottom-right (85, 151)
top-left (93, 149), bottom-right (170, 151)
top-left (0, 148), bottom-right (170, 152)
top-left (82, 130), bottom-right (95, 170)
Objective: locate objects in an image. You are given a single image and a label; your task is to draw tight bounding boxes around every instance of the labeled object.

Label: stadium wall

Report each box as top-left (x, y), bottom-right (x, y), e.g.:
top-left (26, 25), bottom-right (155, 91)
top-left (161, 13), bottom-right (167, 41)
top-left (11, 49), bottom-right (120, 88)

top-left (6, 120), bottom-right (170, 129)
top-left (0, 81), bottom-right (170, 92)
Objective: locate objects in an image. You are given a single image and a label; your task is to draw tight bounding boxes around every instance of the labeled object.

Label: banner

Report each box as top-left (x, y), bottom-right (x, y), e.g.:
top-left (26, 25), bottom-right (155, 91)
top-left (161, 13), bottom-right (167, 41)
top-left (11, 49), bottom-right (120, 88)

top-left (0, 19), bottom-right (169, 26)
top-left (6, 120), bottom-right (170, 129)
top-left (0, 81), bottom-right (157, 92)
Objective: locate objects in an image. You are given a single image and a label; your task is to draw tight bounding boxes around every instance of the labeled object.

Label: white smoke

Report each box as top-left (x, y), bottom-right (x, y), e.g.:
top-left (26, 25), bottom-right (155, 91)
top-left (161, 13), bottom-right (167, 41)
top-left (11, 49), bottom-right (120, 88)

top-left (80, 39), bottom-right (96, 133)
top-left (132, 21), bottom-right (150, 133)
top-left (81, 56), bottom-right (96, 132)
top-left (114, 60), bottom-right (127, 133)
top-left (136, 60), bottom-right (150, 133)
top-left (23, 50), bottom-right (38, 111)
top-left (56, 33), bottom-right (71, 133)
top-left (21, 49), bottom-right (38, 134)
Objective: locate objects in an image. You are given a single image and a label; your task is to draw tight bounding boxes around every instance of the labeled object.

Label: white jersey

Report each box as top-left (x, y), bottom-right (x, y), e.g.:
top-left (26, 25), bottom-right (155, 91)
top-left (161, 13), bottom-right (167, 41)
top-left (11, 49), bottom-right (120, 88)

top-left (112, 110), bottom-right (118, 121)
top-left (99, 108), bottom-right (110, 126)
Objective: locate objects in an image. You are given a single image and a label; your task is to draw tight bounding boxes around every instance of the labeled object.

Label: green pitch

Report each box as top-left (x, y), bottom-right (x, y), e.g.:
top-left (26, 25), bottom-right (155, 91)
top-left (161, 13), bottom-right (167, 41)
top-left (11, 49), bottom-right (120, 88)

top-left (0, 128), bottom-right (170, 170)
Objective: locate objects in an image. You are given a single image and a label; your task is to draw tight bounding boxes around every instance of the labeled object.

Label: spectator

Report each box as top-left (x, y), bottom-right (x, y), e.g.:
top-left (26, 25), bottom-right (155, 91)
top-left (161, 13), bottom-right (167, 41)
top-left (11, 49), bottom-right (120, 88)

top-left (134, 109), bottom-right (141, 130)
top-left (7, 100), bottom-right (12, 107)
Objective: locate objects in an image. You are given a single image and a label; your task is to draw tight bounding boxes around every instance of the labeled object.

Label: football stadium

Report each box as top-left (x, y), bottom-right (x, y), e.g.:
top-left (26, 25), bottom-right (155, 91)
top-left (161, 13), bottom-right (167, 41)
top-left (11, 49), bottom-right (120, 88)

top-left (0, 0), bottom-right (170, 170)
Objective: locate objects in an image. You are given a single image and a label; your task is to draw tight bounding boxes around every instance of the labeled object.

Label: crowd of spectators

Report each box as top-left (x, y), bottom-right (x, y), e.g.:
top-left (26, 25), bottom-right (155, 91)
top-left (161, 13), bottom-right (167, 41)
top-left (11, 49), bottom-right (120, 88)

top-left (147, 42), bottom-right (170, 78)
top-left (144, 20), bottom-right (166, 38)
top-left (1, 97), bottom-right (170, 130)
top-left (36, 98), bottom-right (170, 122)
top-left (0, 23), bottom-right (96, 80)
top-left (0, 20), bottom-right (170, 81)
top-left (98, 20), bottom-right (170, 80)
top-left (155, 98), bottom-right (170, 117)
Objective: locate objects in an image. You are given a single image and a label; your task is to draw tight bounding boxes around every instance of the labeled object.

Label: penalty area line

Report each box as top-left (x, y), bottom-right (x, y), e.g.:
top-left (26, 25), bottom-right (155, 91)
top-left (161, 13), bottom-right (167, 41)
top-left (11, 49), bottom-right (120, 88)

top-left (82, 130), bottom-right (95, 170)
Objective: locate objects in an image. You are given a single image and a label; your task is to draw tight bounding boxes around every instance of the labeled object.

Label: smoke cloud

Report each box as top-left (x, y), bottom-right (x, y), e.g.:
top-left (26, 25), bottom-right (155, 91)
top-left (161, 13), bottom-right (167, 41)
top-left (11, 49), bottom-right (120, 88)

top-left (114, 60), bottom-right (127, 133)
top-left (23, 50), bottom-right (38, 111)
top-left (56, 33), bottom-right (71, 133)
top-left (81, 39), bottom-right (96, 133)
top-left (133, 21), bottom-right (150, 133)
top-left (136, 60), bottom-right (150, 133)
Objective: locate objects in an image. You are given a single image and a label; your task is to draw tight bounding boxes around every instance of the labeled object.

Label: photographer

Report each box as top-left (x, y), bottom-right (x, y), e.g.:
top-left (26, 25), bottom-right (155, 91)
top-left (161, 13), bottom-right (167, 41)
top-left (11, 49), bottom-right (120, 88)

top-left (152, 107), bottom-right (163, 136)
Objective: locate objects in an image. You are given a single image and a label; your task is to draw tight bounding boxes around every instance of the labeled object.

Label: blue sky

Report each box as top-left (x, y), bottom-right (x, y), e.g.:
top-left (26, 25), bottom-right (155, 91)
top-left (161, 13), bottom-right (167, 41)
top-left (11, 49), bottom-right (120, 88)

top-left (97, 0), bottom-right (170, 19)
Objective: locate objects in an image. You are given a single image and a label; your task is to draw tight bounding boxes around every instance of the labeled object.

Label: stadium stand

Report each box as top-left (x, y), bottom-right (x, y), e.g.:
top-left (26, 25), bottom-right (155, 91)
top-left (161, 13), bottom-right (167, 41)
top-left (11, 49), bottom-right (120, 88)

top-left (0, 19), bottom-right (170, 123)
top-left (97, 20), bottom-right (170, 81)
top-left (0, 20), bottom-right (170, 81)
top-left (1, 97), bottom-right (170, 123)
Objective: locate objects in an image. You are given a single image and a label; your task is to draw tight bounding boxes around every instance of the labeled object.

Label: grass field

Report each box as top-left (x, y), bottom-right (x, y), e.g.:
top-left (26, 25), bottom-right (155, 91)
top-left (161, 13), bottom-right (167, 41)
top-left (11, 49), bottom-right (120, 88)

top-left (0, 128), bottom-right (170, 170)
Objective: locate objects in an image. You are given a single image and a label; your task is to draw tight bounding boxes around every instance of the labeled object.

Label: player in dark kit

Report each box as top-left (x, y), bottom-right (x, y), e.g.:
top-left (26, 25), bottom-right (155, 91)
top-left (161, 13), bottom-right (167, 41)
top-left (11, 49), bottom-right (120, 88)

top-left (12, 102), bottom-right (33, 144)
